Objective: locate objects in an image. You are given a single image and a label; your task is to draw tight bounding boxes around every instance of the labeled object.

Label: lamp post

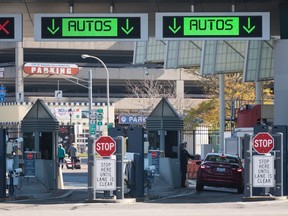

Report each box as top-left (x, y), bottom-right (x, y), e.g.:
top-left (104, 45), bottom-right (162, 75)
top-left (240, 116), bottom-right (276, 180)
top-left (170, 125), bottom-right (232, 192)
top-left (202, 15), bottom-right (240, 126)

top-left (87, 69), bottom-right (94, 200)
top-left (81, 55), bottom-right (111, 201)
top-left (52, 71), bottom-right (94, 200)
top-left (81, 54), bottom-right (110, 134)
top-left (68, 108), bottom-right (73, 144)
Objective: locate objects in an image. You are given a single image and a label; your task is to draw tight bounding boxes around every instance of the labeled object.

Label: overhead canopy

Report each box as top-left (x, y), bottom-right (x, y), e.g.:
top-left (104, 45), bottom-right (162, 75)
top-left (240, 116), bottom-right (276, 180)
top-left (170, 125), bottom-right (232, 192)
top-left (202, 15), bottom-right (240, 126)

top-left (244, 40), bottom-right (274, 82)
top-left (134, 38), bottom-right (274, 82)
top-left (146, 97), bottom-right (183, 130)
top-left (21, 99), bottom-right (59, 132)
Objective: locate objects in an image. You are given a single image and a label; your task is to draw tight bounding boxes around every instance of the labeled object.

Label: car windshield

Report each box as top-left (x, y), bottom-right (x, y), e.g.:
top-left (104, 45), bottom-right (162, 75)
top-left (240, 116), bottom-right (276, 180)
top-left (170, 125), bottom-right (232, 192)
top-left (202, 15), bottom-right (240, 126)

top-left (205, 155), bottom-right (239, 164)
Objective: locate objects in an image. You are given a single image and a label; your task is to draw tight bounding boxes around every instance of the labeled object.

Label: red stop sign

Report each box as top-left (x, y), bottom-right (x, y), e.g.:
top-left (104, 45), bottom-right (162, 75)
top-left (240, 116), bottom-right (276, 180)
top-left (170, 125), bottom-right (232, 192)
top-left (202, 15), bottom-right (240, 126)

top-left (26, 153), bottom-right (33, 160)
top-left (151, 151), bottom-right (157, 158)
top-left (253, 132), bottom-right (274, 154)
top-left (95, 136), bottom-right (116, 157)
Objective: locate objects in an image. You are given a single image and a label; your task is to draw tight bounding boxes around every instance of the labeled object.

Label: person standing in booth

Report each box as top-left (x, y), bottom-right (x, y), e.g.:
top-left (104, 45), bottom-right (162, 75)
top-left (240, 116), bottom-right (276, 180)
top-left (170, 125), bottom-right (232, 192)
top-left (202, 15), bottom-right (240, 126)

top-left (180, 142), bottom-right (195, 188)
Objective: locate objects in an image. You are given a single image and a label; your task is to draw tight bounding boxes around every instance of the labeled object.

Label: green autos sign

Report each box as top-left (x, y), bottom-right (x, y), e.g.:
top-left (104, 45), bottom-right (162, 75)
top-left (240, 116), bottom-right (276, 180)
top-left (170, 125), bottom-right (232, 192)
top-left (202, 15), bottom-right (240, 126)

top-left (34, 14), bottom-right (148, 41)
top-left (156, 12), bottom-right (270, 40)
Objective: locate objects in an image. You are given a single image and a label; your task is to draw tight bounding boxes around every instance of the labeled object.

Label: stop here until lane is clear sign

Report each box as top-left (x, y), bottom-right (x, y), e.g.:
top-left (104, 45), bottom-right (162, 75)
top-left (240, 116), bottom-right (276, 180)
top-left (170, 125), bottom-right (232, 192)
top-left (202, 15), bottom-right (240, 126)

top-left (253, 155), bottom-right (274, 188)
top-left (95, 159), bottom-right (116, 191)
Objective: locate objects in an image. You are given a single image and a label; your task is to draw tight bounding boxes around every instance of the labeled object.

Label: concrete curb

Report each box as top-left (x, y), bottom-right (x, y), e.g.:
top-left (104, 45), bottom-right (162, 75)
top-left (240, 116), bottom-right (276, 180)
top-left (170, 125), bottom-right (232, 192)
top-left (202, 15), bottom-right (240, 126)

top-left (242, 196), bottom-right (287, 202)
top-left (4, 190), bottom-right (74, 203)
top-left (46, 190), bottom-right (74, 200)
top-left (84, 198), bottom-right (137, 204)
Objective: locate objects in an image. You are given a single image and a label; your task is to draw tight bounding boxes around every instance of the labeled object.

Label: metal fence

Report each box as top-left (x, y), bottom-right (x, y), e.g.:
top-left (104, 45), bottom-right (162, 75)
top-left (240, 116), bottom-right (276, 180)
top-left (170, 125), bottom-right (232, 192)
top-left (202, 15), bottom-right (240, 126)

top-left (183, 127), bottom-right (221, 156)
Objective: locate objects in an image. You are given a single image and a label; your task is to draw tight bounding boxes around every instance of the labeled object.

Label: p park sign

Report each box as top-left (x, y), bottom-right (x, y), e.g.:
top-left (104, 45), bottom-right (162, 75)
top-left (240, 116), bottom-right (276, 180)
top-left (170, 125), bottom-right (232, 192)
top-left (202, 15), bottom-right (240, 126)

top-left (34, 13), bottom-right (148, 41)
top-left (252, 132), bottom-right (274, 154)
top-left (156, 12), bottom-right (270, 40)
top-left (0, 14), bottom-right (22, 42)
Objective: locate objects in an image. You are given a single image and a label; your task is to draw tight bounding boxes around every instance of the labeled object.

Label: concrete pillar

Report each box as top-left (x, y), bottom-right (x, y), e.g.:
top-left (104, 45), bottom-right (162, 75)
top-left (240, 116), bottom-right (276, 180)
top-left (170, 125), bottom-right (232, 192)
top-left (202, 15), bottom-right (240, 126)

top-left (175, 80), bottom-right (184, 98)
top-left (274, 40), bottom-right (288, 125)
top-left (255, 82), bottom-right (263, 104)
top-left (160, 129), bottom-right (165, 152)
top-left (219, 74), bottom-right (225, 153)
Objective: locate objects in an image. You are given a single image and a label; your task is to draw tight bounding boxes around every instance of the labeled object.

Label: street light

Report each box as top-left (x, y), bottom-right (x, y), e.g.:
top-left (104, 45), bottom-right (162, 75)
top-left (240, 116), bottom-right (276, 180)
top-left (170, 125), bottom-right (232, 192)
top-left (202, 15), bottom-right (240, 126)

top-left (81, 54), bottom-right (111, 201)
top-left (81, 54), bottom-right (110, 133)
top-left (68, 108), bottom-right (73, 144)
top-left (51, 71), bottom-right (94, 200)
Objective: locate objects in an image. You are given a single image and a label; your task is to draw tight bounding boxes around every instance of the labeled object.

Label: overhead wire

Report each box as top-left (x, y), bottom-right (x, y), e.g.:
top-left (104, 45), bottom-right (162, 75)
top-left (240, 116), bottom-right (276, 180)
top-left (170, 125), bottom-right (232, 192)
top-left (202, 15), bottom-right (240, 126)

top-left (24, 0), bottom-right (34, 26)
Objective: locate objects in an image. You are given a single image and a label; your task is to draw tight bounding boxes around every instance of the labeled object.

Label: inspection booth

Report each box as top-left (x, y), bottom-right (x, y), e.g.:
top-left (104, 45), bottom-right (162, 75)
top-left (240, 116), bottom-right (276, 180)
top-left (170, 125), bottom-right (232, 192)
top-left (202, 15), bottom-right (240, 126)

top-left (146, 97), bottom-right (184, 188)
top-left (20, 99), bottom-right (59, 193)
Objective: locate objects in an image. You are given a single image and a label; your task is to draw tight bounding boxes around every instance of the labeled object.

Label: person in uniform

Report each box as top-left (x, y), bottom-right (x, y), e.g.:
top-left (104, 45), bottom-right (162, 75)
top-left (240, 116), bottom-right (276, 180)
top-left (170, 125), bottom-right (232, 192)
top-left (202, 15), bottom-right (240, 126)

top-left (180, 142), bottom-right (195, 188)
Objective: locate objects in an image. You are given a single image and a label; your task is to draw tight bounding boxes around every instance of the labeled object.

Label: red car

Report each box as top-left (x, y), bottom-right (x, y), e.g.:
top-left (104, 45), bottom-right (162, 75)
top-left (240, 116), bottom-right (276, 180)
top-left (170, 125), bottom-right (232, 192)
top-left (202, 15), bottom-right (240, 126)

top-left (196, 153), bottom-right (244, 194)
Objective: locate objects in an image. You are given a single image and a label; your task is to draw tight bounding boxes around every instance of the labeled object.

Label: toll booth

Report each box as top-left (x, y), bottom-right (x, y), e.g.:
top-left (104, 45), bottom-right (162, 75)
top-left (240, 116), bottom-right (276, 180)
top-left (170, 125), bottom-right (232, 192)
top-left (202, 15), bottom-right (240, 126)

top-left (146, 97), bottom-right (183, 188)
top-left (20, 99), bottom-right (59, 193)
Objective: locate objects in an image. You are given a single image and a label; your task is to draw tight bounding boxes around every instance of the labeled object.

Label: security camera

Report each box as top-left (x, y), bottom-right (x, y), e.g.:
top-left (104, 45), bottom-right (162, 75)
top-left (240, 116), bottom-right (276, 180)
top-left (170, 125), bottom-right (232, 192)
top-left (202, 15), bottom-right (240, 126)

top-left (14, 137), bottom-right (23, 143)
top-left (13, 168), bottom-right (22, 174)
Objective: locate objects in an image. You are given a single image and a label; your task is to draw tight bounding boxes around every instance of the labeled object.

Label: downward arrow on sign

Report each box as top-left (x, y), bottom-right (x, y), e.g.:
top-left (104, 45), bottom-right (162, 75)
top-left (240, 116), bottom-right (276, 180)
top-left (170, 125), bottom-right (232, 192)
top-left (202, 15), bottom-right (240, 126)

top-left (169, 18), bottom-right (181, 34)
top-left (121, 19), bottom-right (134, 35)
top-left (243, 17), bottom-right (256, 34)
top-left (47, 19), bottom-right (60, 35)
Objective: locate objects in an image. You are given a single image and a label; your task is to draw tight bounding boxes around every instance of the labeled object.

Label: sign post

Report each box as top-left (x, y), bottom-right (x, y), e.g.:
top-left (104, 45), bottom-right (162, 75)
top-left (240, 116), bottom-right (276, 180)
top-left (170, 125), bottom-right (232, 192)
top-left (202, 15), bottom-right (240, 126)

top-left (34, 13), bottom-right (148, 41)
top-left (156, 12), bottom-right (270, 40)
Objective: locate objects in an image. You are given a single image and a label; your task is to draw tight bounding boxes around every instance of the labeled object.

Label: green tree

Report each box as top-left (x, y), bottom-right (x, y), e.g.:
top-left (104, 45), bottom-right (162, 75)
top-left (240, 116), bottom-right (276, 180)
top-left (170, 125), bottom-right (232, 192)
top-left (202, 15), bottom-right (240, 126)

top-left (184, 71), bottom-right (273, 130)
top-left (184, 99), bottom-right (218, 129)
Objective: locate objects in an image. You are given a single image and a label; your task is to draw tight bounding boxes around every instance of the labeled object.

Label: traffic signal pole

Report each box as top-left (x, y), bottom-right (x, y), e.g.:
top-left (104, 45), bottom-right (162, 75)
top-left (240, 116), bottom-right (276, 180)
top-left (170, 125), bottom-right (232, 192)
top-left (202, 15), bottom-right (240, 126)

top-left (87, 137), bottom-right (95, 200)
top-left (87, 69), bottom-right (95, 200)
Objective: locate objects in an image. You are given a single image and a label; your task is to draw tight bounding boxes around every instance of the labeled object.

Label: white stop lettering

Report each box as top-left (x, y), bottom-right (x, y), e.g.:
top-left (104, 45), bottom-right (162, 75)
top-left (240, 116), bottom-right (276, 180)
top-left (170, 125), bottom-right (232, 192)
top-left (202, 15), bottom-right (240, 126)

top-left (96, 142), bottom-right (115, 151)
top-left (254, 139), bottom-right (273, 148)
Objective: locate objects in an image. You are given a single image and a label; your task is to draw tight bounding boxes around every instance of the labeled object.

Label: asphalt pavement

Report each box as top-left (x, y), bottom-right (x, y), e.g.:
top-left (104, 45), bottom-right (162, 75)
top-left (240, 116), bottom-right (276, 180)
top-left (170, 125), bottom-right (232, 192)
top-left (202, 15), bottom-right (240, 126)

top-left (4, 169), bottom-right (244, 205)
top-left (2, 160), bottom-right (288, 216)
top-left (2, 158), bottom-right (284, 205)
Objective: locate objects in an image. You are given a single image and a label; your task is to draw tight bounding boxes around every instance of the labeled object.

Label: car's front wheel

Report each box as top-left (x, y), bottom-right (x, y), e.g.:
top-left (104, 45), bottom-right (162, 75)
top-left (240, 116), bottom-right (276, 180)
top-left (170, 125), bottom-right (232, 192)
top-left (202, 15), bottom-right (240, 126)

top-left (196, 180), bottom-right (204, 192)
